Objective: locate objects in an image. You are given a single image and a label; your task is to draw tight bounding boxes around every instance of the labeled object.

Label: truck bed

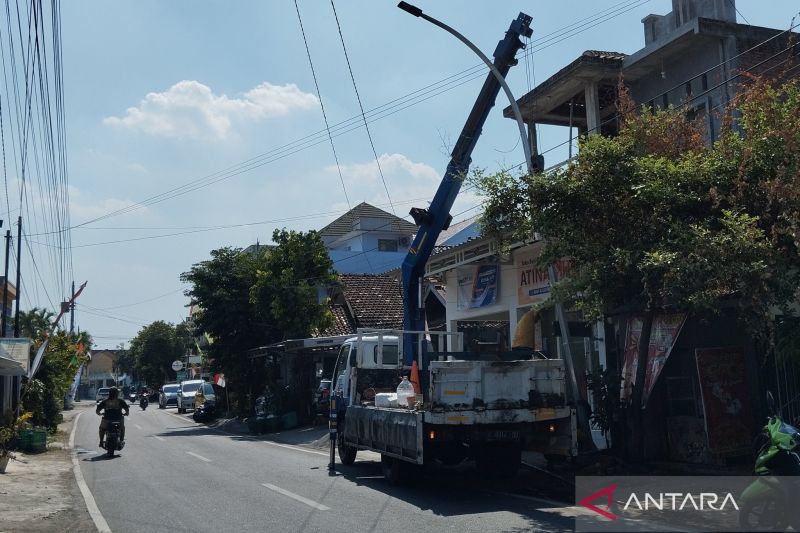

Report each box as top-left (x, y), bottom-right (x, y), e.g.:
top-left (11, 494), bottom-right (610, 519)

top-left (343, 405), bottom-right (423, 463)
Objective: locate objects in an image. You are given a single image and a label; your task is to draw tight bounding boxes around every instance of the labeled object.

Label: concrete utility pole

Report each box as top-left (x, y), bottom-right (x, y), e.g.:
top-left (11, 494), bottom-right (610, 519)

top-left (2, 228), bottom-right (10, 337)
top-left (14, 217), bottom-right (21, 337)
top-left (70, 280), bottom-right (75, 333)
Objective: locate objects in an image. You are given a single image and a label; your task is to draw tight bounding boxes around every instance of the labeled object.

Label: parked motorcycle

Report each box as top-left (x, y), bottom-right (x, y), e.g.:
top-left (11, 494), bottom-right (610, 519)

top-left (193, 401), bottom-right (216, 423)
top-left (739, 391), bottom-right (800, 531)
top-left (103, 416), bottom-right (127, 457)
top-left (139, 396), bottom-right (148, 410)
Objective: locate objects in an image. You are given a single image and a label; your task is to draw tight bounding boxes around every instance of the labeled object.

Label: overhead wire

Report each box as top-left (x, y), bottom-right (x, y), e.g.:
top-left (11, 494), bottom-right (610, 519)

top-left (330, 0), bottom-right (395, 215)
top-left (57, 0), bottom-right (653, 231)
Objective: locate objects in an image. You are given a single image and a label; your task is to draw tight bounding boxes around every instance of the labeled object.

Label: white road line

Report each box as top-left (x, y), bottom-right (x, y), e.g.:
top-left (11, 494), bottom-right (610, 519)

top-left (153, 436), bottom-right (165, 442)
top-left (134, 424), bottom-right (143, 430)
top-left (69, 412), bottom-right (112, 533)
top-left (185, 451), bottom-right (211, 462)
top-left (262, 483), bottom-right (330, 511)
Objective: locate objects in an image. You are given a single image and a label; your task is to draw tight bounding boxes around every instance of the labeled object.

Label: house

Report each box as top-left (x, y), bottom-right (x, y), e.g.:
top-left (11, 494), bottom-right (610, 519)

top-left (78, 349), bottom-right (127, 400)
top-left (0, 339), bottom-right (30, 416)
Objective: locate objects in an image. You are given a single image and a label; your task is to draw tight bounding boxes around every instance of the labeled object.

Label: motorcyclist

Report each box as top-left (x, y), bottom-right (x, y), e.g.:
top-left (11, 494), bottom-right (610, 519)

top-left (96, 386), bottom-right (129, 447)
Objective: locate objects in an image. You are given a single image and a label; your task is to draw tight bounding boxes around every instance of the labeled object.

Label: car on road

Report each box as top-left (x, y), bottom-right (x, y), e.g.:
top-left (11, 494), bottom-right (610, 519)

top-left (177, 379), bottom-right (205, 413)
top-left (95, 387), bottom-right (110, 403)
top-left (159, 383), bottom-right (180, 409)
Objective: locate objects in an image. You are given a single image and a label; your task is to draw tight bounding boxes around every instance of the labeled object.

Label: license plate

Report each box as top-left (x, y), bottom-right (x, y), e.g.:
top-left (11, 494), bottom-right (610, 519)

top-left (487, 430), bottom-right (519, 441)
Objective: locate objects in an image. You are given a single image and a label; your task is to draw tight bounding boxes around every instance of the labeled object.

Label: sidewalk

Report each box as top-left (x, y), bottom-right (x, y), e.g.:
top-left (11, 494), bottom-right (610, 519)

top-left (0, 402), bottom-right (96, 533)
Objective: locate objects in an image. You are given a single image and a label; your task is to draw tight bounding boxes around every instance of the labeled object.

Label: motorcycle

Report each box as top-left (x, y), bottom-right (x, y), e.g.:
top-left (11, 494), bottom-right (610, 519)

top-left (139, 396), bottom-right (148, 410)
top-left (193, 400), bottom-right (215, 423)
top-left (739, 391), bottom-right (800, 531)
top-left (103, 415), bottom-right (127, 457)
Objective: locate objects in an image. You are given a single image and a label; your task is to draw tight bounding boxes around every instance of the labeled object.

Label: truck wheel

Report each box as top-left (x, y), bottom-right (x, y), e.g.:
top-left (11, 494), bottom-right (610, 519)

top-left (476, 445), bottom-right (522, 478)
top-left (337, 436), bottom-right (357, 466)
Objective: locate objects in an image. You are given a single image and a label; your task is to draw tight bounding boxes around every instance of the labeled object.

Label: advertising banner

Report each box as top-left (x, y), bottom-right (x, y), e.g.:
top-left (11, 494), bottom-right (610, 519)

top-left (695, 347), bottom-right (753, 455)
top-left (516, 244), bottom-right (570, 305)
top-left (456, 264), bottom-right (499, 310)
top-left (620, 313), bottom-right (687, 406)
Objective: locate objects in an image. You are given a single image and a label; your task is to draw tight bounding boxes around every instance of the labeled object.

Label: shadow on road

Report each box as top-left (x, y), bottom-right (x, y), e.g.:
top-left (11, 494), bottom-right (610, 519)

top-left (83, 454), bottom-right (122, 461)
top-left (328, 459), bottom-right (575, 531)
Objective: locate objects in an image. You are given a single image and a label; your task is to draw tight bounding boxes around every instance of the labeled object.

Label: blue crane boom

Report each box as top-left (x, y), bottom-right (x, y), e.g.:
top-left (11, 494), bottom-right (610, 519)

top-left (400, 9), bottom-right (532, 365)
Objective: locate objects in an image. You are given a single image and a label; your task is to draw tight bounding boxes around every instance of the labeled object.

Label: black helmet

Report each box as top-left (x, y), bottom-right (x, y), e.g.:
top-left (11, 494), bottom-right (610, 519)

top-left (108, 386), bottom-right (119, 399)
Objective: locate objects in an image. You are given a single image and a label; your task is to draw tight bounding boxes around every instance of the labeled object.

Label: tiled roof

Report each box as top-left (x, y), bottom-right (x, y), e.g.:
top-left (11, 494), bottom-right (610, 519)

top-left (319, 202), bottom-right (417, 237)
top-left (340, 273), bottom-right (403, 330)
top-left (321, 304), bottom-right (357, 337)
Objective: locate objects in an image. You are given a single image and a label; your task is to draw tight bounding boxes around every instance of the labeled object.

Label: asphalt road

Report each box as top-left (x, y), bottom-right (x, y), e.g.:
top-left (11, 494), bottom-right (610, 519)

top-left (74, 405), bottom-right (575, 533)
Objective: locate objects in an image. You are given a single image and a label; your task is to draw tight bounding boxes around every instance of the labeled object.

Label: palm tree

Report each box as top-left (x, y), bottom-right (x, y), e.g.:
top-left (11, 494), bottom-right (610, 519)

top-left (15, 307), bottom-right (55, 340)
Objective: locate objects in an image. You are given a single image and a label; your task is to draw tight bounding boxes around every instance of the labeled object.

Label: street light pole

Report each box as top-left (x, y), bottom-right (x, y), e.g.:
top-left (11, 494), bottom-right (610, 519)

top-left (397, 2), bottom-right (594, 451)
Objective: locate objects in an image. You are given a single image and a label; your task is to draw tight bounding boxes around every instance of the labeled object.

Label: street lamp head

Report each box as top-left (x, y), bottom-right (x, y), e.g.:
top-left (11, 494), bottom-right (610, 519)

top-left (397, 1), bottom-right (422, 17)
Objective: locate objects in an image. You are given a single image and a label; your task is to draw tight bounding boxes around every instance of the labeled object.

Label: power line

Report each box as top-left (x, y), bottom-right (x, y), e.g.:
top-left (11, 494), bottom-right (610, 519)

top-left (330, 0), bottom-right (395, 215)
top-left (293, 0), bottom-right (351, 210)
top-left (53, 0), bottom-right (651, 232)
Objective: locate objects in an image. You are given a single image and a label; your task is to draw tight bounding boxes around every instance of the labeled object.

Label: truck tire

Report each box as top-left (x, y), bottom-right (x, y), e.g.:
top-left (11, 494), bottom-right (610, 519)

top-left (476, 445), bottom-right (522, 478)
top-left (337, 436), bottom-right (357, 466)
top-left (381, 454), bottom-right (416, 486)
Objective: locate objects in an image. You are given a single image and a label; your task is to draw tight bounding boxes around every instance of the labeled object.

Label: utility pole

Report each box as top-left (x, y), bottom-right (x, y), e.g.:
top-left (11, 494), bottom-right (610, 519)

top-left (14, 216), bottom-right (21, 337)
top-left (69, 280), bottom-right (75, 333)
top-left (2, 228), bottom-right (10, 337)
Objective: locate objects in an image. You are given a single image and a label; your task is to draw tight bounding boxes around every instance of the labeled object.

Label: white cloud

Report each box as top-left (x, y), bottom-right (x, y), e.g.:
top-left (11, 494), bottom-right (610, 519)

top-left (324, 153), bottom-right (480, 223)
top-left (104, 80), bottom-right (317, 141)
top-left (68, 185), bottom-right (149, 222)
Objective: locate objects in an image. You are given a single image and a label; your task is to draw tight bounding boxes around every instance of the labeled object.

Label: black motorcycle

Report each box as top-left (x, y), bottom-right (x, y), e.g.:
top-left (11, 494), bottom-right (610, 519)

top-left (139, 396), bottom-right (148, 410)
top-left (193, 401), bottom-right (216, 423)
top-left (103, 418), bottom-right (126, 457)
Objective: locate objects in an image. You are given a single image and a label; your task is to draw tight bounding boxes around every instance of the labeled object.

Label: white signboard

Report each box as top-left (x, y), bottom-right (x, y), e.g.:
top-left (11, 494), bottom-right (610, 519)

top-left (171, 360), bottom-right (184, 371)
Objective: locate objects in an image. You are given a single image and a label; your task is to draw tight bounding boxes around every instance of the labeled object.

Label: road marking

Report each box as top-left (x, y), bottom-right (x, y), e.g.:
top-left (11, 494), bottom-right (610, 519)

top-left (262, 483), bottom-right (330, 511)
top-left (153, 435), bottom-right (165, 442)
top-left (69, 412), bottom-right (112, 533)
top-left (259, 440), bottom-right (328, 457)
top-left (186, 451), bottom-right (211, 462)
top-left (135, 424), bottom-right (143, 430)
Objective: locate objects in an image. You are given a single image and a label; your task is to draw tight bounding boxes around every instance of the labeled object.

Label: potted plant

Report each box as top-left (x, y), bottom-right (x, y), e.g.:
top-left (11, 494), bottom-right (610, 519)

top-left (0, 411), bottom-right (32, 473)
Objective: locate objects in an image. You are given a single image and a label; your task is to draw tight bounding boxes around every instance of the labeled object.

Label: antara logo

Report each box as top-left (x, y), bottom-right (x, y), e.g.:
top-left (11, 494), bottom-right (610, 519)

top-left (623, 492), bottom-right (739, 511)
top-left (579, 484), bottom-right (740, 521)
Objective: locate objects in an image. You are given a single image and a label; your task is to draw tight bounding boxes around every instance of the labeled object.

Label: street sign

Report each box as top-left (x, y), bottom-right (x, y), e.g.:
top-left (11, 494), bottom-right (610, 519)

top-left (175, 370), bottom-right (187, 382)
top-left (171, 360), bottom-right (184, 371)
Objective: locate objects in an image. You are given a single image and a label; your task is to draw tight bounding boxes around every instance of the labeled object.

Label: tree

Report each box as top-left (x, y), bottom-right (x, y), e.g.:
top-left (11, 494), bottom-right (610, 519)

top-left (473, 76), bottom-right (800, 460)
top-left (129, 321), bottom-right (183, 387)
top-left (15, 307), bottom-right (55, 340)
top-left (181, 230), bottom-right (336, 414)
top-left (22, 331), bottom-right (89, 430)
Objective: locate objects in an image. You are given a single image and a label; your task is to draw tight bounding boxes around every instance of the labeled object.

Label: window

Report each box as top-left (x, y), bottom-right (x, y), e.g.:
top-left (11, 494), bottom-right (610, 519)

top-left (378, 239), bottom-right (398, 252)
top-left (163, 385), bottom-right (179, 393)
top-left (181, 383), bottom-right (201, 393)
top-left (203, 383), bottom-right (214, 395)
top-left (373, 344), bottom-right (399, 365)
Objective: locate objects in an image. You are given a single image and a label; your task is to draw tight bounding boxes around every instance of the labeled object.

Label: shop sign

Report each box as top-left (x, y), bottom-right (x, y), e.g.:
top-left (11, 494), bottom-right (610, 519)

top-left (516, 244), bottom-right (569, 305)
top-left (457, 264), bottom-right (499, 310)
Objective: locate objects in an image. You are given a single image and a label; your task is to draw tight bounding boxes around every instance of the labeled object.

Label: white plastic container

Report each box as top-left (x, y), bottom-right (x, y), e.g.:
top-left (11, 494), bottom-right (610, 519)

top-left (374, 392), bottom-right (398, 408)
top-left (396, 376), bottom-right (415, 408)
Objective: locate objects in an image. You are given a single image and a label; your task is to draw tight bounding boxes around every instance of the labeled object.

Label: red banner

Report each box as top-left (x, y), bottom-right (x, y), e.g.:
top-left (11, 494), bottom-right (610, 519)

top-left (695, 347), bottom-right (753, 455)
top-left (620, 313), bottom-right (687, 406)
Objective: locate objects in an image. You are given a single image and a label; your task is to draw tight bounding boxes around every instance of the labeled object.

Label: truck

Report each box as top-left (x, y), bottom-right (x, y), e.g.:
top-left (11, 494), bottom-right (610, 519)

top-left (332, 330), bottom-right (577, 483)
top-left (329, 5), bottom-right (579, 483)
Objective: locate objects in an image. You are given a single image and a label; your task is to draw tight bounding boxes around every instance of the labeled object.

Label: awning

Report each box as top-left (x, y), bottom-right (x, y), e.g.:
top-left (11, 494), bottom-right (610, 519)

top-left (0, 355), bottom-right (26, 376)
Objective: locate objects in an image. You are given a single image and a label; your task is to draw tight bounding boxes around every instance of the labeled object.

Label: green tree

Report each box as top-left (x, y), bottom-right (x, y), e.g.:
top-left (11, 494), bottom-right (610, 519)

top-left (15, 307), bottom-right (55, 340)
top-left (22, 331), bottom-right (88, 430)
top-left (473, 77), bottom-right (800, 460)
top-left (129, 321), bottom-right (183, 387)
top-left (181, 230), bottom-right (335, 414)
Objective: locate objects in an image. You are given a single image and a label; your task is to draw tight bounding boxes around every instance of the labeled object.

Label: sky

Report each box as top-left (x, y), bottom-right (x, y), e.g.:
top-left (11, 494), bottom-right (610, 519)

top-left (4, 0), bottom-right (797, 348)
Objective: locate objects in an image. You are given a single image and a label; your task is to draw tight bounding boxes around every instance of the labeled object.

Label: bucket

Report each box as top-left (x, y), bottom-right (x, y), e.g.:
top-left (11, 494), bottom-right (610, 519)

top-left (27, 429), bottom-right (47, 453)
